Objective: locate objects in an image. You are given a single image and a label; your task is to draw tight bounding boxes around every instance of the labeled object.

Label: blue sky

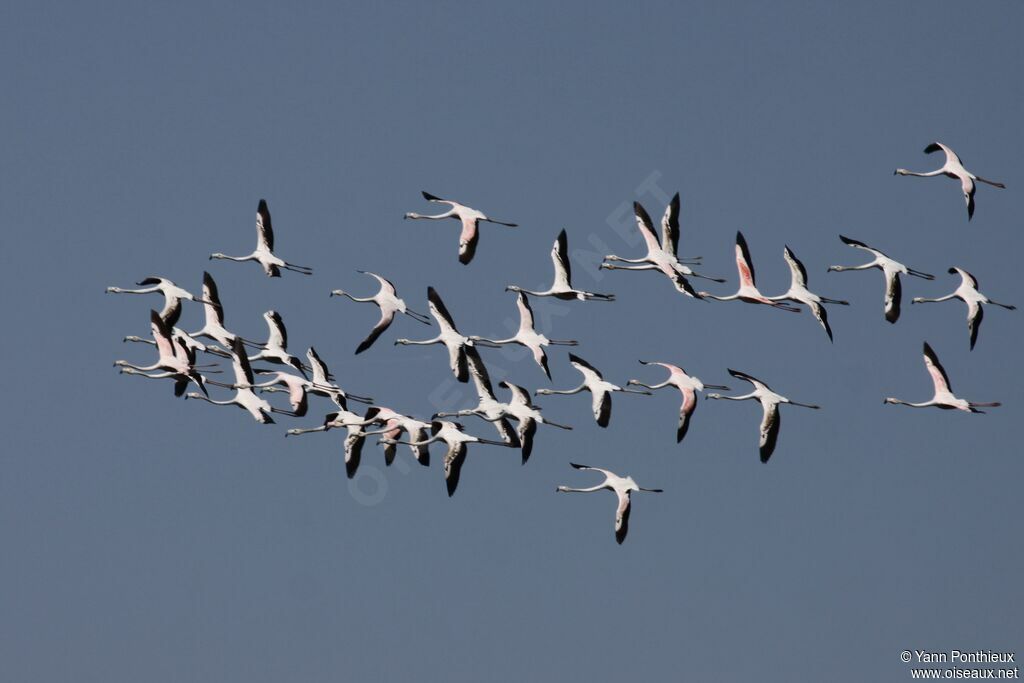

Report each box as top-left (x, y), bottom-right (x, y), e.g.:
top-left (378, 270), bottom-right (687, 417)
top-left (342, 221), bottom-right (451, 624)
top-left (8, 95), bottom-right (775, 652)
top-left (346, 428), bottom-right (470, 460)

top-left (1, 2), bottom-right (1021, 681)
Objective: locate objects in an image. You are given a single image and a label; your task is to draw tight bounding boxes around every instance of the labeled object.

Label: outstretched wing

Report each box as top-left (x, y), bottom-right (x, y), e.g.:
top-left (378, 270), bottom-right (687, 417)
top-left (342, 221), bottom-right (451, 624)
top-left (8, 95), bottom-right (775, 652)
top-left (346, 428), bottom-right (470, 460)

top-left (660, 192), bottom-right (681, 256)
top-left (922, 342), bottom-right (952, 394)
top-left (614, 490), bottom-right (632, 544)
top-left (594, 390), bottom-right (612, 428)
top-left (759, 402), bottom-right (781, 463)
top-left (884, 272), bottom-right (902, 324)
top-left (677, 387), bottom-right (696, 443)
top-left (256, 199), bottom-right (274, 251)
top-left (458, 216), bottom-right (479, 265)
top-left (967, 300), bottom-right (983, 351)
top-left (552, 229), bottom-right (572, 288)
top-left (782, 246), bottom-right (809, 289)
top-left (727, 368), bottom-right (771, 393)
top-left (632, 202), bottom-right (664, 256)
top-left (735, 232), bottom-right (757, 287)
top-left (444, 442), bottom-right (467, 497)
top-left (355, 309), bottom-right (396, 355)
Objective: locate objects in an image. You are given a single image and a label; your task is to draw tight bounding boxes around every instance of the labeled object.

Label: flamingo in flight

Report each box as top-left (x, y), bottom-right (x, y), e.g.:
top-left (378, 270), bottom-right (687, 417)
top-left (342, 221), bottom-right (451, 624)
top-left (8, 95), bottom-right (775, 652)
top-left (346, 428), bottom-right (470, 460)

top-left (601, 197), bottom-right (722, 298)
top-left (186, 338), bottom-right (275, 424)
top-left (381, 420), bottom-right (515, 497)
top-left (210, 199), bottom-right (313, 276)
top-left (360, 407), bottom-right (432, 468)
top-left (394, 287), bottom-right (497, 383)
top-left (432, 347), bottom-right (520, 448)
top-left (895, 142), bottom-right (1005, 220)
top-left (627, 361), bottom-right (729, 444)
top-left (286, 406), bottom-right (384, 478)
top-left (556, 463), bottom-right (663, 545)
top-left (187, 271), bottom-right (263, 352)
top-left (404, 191), bottom-right (517, 265)
top-left (827, 235), bottom-right (934, 323)
top-left (706, 370), bottom-right (820, 463)
top-left (884, 343), bottom-right (1001, 413)
top-left (469, 291), bottom-right (578, 380)
top-left (536, 353), bottom-right (650, 428)
top-left (110, 276), bottom-right (216, 355)
top-left (912, 268), bottom-right (1016, 350)
top-left (506, 230), bottom-right (615, 301)
top-left (115, 310), bottom-right (212, 397)
top-left (330, 271), bottom-right (430, 354)
top-left (698, 232), bottom-right (799, 311)
top-left (766, 246), bottom-right (850, 341)
top-left (248, 311), bottom-right (309, 378)
top-left (303, 346), bottom-right (373, 407)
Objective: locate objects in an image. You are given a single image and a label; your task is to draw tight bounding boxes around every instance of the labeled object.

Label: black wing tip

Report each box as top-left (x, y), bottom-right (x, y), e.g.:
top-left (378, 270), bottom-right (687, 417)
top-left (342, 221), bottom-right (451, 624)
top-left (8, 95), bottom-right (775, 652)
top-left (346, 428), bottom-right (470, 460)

top-left (923, 142), bottom-right (942, 154)
top-left (421, 190), bottom-right (441, 201)
top-left (923, 341), bottom-right (936, 356)
top-left (569, 462), bottom-right (588, 470)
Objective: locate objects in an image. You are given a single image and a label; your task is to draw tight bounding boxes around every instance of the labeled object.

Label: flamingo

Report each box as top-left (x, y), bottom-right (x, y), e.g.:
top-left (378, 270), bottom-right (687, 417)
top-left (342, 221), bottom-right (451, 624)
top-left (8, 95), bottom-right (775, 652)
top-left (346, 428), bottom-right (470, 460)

top-left (536, 353), bottom-right (650, 428)
top-left (766, 246), bottom-right (850, 341)
top-left (556, 463), bottom-right (663, 545)
top-left (360, 407), bottom-right (432, 467)
top-left (698, 232), bottom-right (799, 311)
top-left (627, 360), bottom-right (729, 443)
top-left (114, 310), bottom-right (211, 395)
top-left (884, 342), bottom-right (1001, 413)
top-left (497, 380), bottom-right (572, 464)
top-left (111, 277), bottom-right (216, 355)
top-left (827, 235), bottom-right (934, 323)
top-left (286, 406), bottom-right (384, 478)
top-left (912, 268), bottom-right (1016, 350)
top-left (468, 291), bottom-right (577, 380)
top-left (187, 271), bottom-right (263, 351)
top-left (115, 311), bottom-right (213, 397)
top-left (601, 197), bottom-right (722, 298)
top-left (247, 311), bottom-right (309, 377)
top-left (431, 348), bottom-right (520, 447)
top-left (209, 199), bottom-right (313, 276)
top-left (304, 347), bottom-right (373, 407)
top-left (330, 271), bottom-right (430, 354)
top-left (506, 230), bottom-right (615, 301)
top-left (380, 420), bottom-right (515, 497)
top-left (895, 142), bottom-right (1005, 220)
top-left (706, 369), bottom-right (820, 463)
top-left (404, 191), bottom-right (517, 265)
top-left (394, 287), bottom-right (496, 383)
top-left (185, 338), bottom-right (275, 424)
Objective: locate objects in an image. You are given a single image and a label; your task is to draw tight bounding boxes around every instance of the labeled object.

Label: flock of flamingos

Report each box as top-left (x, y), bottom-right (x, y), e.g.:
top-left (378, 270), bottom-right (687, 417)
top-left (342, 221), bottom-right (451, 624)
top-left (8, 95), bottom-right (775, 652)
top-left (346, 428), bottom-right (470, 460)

top-left (110, 141), bottom-right (1012, 543)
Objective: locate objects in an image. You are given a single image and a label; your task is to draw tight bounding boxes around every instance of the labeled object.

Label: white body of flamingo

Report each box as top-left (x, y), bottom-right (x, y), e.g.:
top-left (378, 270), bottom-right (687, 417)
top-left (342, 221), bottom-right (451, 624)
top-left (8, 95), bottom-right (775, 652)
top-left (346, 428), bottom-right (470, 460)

top-left (330, 271), bottom-right (431, 354)
top-left (382, 420), bottom-right (514, 497)
top-left (706, 369), bottom-right (820, 463)
top-left (912, 268), bottom-right (1015, 350)
top-left (767, 246), bottom-right (850, 341)
top-left (248, 311), bottom-right (309, 377)
top-left (895, 142), bottom-right (1005, 220)
top-left (395, 287), bottom-right (493, 383)
top-left (556, 463), bottom-right (662, 545)
top-left (286, 407), bottom-right (383, 478)
top-left (210, 199), bottom-right (312, 276)
top-left (469, 291), bottom-right (577, 379)
top-left (507, 230), bottom-right (615, 301)
top-left (115, 310), bottom-right (211, 397)
top-left (432, 348), bottom-right (520, 447)
top-left (884, 342), bottom-right (1000, 413)
top-left (627, 360), bottom-right (729, 443)
top-left (698, 232), bottom-right (799, 311)
top-left (186, 338), bottom-right (275, 424)
top-left (601, 197), bottom-right (722, 297)
top-left (536, 353), bottom-right (649, 428)
top-left (404, 191), bottom-right (517, 265)
top-left (827, 235), bottom-right (934, 323)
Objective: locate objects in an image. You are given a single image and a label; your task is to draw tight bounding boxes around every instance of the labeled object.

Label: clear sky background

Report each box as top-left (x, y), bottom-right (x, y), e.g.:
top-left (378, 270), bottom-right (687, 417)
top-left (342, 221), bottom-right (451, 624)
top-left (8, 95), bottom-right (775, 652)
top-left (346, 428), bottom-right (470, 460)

top-left (2, 2), bottom-right (1022, 681)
